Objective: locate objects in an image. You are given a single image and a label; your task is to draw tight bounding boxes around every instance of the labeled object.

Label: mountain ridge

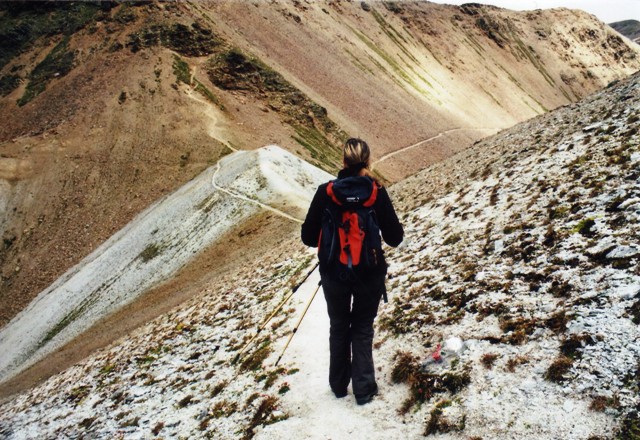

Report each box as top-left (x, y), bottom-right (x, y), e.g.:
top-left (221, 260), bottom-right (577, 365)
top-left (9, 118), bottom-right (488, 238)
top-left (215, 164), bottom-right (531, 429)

top-left (610, 19), bottom-right (640, 44)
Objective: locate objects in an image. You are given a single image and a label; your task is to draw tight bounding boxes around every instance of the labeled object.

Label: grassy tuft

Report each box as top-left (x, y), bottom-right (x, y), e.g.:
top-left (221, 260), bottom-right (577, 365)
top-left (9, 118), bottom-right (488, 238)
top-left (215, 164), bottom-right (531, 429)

top-left (480, 353), bottom-right (499, 369)
top-left (544, 355), bottom-right (573, 383)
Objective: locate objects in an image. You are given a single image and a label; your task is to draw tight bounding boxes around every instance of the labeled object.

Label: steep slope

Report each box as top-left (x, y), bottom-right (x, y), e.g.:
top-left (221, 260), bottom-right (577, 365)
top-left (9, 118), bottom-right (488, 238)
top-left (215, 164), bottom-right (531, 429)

top-left (203, 0), bottom-right (640, 179)
top-left (611, 19), bottom-right (640, 44)
top-left (0, 145), bottom-right (329, 386)
top-left (1, 64), bottom-right (637, 440)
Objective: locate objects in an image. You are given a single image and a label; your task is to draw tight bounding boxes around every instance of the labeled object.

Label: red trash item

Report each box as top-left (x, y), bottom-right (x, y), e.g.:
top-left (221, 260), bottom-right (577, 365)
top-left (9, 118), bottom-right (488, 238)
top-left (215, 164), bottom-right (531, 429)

top-left (432, 343), bottom-right (442, 362)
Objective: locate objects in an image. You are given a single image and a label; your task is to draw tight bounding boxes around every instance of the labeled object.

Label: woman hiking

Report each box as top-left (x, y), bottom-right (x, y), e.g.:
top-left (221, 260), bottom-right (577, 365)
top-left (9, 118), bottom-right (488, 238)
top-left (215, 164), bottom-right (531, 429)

top-left (301, 138), bottom-right (403, 405)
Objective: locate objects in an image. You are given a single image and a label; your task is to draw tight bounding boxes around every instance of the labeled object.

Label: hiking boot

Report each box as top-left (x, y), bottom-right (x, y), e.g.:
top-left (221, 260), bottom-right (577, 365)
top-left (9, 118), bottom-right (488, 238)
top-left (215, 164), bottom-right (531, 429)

top-left (355, 384), bottom-right (378, 405)
top-left (332, 388), bottom-right (348, 398)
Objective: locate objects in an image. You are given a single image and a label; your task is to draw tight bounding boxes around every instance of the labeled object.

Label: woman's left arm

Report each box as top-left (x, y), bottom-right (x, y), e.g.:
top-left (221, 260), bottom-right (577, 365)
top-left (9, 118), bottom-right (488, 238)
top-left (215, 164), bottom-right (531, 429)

top-left (375, 187), bottom-right (404, 247)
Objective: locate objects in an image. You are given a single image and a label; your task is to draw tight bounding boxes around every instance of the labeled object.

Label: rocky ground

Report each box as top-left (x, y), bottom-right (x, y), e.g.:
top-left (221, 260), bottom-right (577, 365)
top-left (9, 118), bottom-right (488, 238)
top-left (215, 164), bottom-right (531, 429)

top-left (381, 70), bottom-right (640, 439)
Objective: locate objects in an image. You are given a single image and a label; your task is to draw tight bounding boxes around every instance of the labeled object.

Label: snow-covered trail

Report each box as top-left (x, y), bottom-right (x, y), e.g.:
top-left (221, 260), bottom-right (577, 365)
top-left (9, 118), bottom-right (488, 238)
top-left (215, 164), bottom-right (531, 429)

top-left (211, 158), bottom-right (303, 224)
top-left (259, 270), bottom-right (422, 440)
top-left (374, 127), bottom-right (500, 165)
top-left (184, 68), bottom-right (304, 224)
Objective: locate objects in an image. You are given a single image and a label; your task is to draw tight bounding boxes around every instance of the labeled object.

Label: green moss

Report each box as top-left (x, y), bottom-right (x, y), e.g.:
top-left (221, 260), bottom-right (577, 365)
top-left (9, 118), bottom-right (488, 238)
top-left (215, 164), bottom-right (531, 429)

top-left (292, 125), bottom-right (342, 173)
top-left (480, 85), bottom-right (502, 107)
top-left (207, 46), bottom-right (345, 174)
top-left (239, 340), bottom-right (272, 373)
top-left (391, 351), bottom-right (419, 383)
top-left (99, 363), bottom-right (116, 376)
top-left (390, 349), bottom-right (471, 414)
top-left (463, 34), bottom-right (485, 56)
top-left (210, 380), bottom-right (227, 398)
top-left (208, 48), bottom-right (285, 92)
top-left (194, 79), bottom-right (224, 110)
top-left (0, 74), bottom-right (20, 97)
top-left (18, 36), bottom-right (75, 106)
top-left (549, 206), bottom-right (570, 220)
top-left (424, 400), bottom-right (465, 436)
top-left (344, 48), bottom-right (374, 74)
top-left (559, 86), bottom-right (573, 101)
top-left (172, 55), bottom-right (191, 85)
top-left (508, 26), bottom-right (555, 87)
top-left (499, 316), bottom-right (538, 345)
top-left (40, 299), bottom-right (91, 347)
top-left (211, 400), bottom-right (238, 418)
top-left (66, 385), bottom-right (91, 404)
top-left (379, 298), bottom-right (433, 335)
top-left (0, 1), bottom-right (104, 69)
top-left (277, 383), bottom-right (290, 395)
top-left (127, 22), bottom-right (220, 56)
top-left (617, 410), bottom-right (640, 439)
top-left (113, 4), bottom-right (137, 24)
top-left (370, 9), bottom-right (416, 63)
top-left (263, 367), bottom-right (286, 389)
top-left (572, 217), bottom-right (596, 236)
top-left (349, 25), bottom-right (428, 97)
top-left (78, 417), bottom-right (96, 429)
top-left (243, 396), bottom-right (288, 439)
top-left (177, 395), bottom-right (195, 408)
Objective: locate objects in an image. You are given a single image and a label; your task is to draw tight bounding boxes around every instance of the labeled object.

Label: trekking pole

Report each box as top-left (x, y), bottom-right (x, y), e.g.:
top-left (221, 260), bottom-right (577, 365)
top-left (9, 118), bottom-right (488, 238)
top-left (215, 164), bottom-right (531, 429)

top-left (275, 279), bottom-right (322, 366)
top-left (232, 262), bottom-right (318, 365)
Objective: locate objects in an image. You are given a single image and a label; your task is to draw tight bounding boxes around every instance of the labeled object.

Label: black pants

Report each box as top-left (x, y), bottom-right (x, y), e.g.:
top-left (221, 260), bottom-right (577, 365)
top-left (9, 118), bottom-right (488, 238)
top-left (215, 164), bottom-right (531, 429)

top-left (321, 273), bottom-right (385, 397)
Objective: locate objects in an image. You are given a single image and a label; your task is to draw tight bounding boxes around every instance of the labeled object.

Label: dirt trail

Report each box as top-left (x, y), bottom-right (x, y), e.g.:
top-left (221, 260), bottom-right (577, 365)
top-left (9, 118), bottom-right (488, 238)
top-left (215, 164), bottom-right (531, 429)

top-left (373, 127), bottom-right (500, 165)
top-left (184, 66), bottom-right (237, 152)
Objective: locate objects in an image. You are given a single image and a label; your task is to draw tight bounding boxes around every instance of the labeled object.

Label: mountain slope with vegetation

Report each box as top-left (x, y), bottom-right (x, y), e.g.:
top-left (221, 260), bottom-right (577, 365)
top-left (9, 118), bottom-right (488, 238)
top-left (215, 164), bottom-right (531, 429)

top-left (0, 0), bottom-right (639, 410)
top-left (1, 57), bottom-right (638, 440)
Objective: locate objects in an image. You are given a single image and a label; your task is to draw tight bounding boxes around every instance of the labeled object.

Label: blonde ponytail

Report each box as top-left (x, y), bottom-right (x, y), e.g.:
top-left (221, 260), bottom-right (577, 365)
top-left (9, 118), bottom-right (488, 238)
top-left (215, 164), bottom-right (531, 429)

top-left (343, 138), bottom-right (378, 181)
top-left (344, 138), bottom-right (370, 168)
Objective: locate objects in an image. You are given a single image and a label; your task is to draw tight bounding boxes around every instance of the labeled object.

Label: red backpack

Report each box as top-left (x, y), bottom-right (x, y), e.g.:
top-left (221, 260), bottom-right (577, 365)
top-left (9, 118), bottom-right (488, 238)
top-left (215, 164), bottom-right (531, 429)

top-left (318, 176), bottom-right (383, 271)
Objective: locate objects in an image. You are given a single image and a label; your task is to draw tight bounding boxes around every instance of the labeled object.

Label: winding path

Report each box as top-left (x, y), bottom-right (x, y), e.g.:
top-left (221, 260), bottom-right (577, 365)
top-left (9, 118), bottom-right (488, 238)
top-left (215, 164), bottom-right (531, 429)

top-left (210, 153), bottom-right (304, 225)
top-left (374, 127), bottom-right (500, 165)
top-left (184, 66), bottom-right (302, 224)
top-left (184, 66), bottom-right (237, 153)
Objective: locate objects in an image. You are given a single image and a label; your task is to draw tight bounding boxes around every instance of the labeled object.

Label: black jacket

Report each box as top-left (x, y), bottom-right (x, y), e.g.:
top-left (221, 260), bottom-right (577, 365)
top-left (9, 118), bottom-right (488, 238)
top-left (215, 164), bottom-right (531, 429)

top-left (301, 169), bottom-right (404, 277)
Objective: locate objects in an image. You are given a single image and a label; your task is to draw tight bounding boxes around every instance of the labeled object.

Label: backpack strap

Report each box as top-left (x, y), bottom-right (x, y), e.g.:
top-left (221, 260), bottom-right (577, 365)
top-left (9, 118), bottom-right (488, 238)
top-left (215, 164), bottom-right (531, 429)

top-left (363, 182), bottom-right (378, 207)
top-left (326, 181), bottom-right (342, 205)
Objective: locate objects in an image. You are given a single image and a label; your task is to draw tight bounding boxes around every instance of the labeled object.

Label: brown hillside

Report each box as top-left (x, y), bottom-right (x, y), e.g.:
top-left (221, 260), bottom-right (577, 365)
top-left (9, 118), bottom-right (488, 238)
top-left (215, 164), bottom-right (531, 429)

top-left (0, 1), bottom-right (638, 352)
top-left (202, 1), bottom-right (640, 178)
